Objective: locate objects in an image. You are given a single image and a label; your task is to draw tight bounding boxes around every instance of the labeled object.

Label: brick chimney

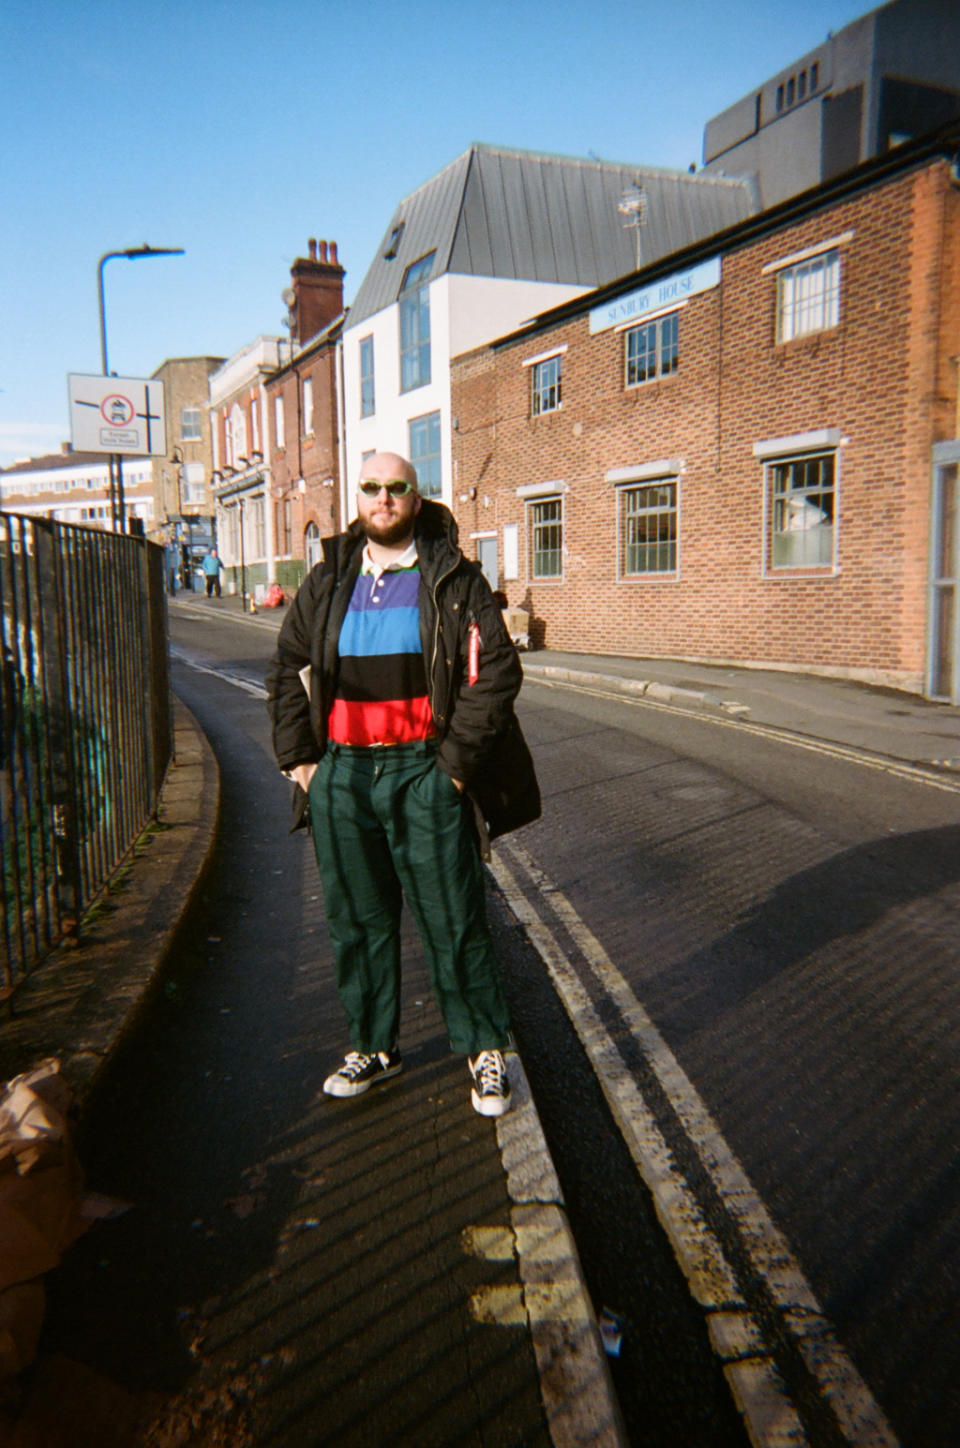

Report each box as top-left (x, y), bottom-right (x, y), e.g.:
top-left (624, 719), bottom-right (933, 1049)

top-left (289, 238), bottom-right (345, 345)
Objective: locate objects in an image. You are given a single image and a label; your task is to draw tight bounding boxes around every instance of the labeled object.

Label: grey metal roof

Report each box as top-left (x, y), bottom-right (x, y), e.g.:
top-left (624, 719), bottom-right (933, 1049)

top-left (346, 143), bottom-right (758, 329)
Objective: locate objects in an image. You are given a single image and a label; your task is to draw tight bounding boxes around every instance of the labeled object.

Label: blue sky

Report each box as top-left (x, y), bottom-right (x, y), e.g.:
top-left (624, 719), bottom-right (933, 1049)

top-left (1, 0), bottom-right (870, 468)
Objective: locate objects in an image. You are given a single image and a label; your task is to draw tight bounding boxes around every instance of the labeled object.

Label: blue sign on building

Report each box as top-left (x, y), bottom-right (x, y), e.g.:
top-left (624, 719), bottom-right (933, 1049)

top-left (589, 257), bottom-right (722, 334)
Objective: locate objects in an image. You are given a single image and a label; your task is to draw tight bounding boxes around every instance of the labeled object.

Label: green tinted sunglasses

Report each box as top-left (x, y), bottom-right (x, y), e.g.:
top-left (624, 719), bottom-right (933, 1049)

top-left (359, 479), bottom-right (415, 497)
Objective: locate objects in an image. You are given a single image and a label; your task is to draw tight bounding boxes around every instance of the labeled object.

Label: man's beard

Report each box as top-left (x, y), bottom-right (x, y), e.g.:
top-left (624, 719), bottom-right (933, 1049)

top-left (361, 512), bottom-right (415, 547)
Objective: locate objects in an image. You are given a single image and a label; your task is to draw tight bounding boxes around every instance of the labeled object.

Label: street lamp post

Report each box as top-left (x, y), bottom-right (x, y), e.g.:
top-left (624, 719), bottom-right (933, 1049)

top-left (170, 446), bottom-right (196, 589)
top-left (97, 245), bottom-right (184, 531)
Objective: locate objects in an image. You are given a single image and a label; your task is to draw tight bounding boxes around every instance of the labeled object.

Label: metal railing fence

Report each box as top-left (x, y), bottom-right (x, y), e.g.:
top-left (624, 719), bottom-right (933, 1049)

top-left (1, 514), bottom-right (171, 1000)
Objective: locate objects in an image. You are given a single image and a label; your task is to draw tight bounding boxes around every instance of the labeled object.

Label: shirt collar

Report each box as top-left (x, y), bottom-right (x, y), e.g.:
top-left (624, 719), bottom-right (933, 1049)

top-left (361, 538), bottom-right (418, 582)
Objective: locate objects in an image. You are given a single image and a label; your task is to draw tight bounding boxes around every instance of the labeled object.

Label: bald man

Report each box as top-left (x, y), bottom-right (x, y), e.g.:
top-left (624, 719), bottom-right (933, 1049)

top-left (267, 452), bottom-right (539, 1118)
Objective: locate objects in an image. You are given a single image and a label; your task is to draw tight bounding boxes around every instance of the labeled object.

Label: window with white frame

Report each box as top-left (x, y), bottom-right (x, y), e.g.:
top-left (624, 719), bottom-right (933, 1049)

top-left (530, 497), bottom-right (563, 579)
top-left (274, 395), bottom-right (285, 450)
top-left (408, 410), bottom-right (441, 498)
top-left (224, 504), bottom-right (239, 557)
top-left (305, 520), bottom-right (322, 570)
top-left (183, 462), bottom-right (205, 506)
top-left (767, 451), bottom-right (836, 568)
top-left (621, 481), bottom-right (677, 574)
top-left (532, 354), bottom-right (562, 415)
top-left (399, 251), bottom-right (434, 392)
top-left (360, 335), bottom-right (375, 417)
top-left (776, 249), bottom-right (840, 342)
top-left (180, 407), bottom-right (202, 440)
top-left (302, 375), bottom-right (314, 435)
top-left (251, 496), bottom-right (266, 556)
top-left (625, 312), bottom-right (679, 386)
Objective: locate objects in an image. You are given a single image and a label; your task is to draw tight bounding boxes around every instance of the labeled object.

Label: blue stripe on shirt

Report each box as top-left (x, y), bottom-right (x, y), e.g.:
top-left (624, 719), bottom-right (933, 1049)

top-left (338, 605), bottom-right (421, 658)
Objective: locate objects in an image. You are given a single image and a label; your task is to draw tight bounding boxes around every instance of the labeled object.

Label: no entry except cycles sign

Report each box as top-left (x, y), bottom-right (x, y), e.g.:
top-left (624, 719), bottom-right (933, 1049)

top-left (67, 374), bottom-right (167, 456)
top-left (100, 393), bottom-right (135, 427)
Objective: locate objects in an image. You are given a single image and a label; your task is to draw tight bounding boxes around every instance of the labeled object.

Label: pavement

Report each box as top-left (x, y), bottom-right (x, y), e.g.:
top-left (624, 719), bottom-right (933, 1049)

top-left (3, 587), bottom-right (959, 1446)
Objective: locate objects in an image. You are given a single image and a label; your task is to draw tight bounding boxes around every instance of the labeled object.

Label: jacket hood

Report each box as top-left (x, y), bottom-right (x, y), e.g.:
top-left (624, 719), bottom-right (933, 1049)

top-left (415, 497), bottom-right (458, 546)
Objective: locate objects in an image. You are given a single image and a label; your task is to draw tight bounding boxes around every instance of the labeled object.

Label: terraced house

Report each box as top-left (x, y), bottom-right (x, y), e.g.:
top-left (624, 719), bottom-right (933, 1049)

top-left (449, 123), bottom-right (960, 702)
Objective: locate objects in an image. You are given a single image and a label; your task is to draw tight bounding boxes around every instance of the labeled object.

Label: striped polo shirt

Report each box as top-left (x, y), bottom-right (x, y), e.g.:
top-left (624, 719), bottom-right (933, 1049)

top-left (327, 541), bottom-right (435, 746)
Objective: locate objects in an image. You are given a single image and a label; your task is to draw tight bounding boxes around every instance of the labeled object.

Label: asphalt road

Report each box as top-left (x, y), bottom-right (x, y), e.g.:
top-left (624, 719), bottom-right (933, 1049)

top-left (43, 605), bottom-right (960, 1446)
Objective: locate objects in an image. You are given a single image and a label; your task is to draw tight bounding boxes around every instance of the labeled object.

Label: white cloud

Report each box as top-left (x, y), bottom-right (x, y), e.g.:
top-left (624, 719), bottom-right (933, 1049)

top-left (0, 421), bottom-right (67, 469)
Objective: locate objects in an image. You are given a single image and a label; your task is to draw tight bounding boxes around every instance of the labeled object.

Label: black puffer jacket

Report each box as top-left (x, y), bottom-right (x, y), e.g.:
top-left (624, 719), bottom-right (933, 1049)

top-left (265, 499), bottom-right (540, 849)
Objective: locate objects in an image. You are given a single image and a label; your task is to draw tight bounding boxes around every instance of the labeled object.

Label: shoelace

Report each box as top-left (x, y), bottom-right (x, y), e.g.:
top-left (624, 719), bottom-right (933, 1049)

top-left (341, 1051), bottom-right (376, 1077)
top-left (473, 1050), bottom-right (506, 1094)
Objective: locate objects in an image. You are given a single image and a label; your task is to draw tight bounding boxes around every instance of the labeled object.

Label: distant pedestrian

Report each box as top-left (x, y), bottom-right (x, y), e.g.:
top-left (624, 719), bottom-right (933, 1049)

top-left (201, 546), bottom-right (223, 598)
top-left (266, 451), bottom-right (540, 1117)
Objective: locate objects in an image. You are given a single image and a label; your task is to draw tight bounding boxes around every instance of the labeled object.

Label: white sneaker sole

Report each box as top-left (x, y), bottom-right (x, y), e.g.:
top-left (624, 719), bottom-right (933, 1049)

top-left (471, 1088), bottom-right (512, 1117)
top-left (324, 1061), bottom-right (403, 1097)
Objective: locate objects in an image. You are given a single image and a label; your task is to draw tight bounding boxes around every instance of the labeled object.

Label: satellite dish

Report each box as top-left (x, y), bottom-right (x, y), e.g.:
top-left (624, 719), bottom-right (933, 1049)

top-left (281, 288), bottom-right (296, 306)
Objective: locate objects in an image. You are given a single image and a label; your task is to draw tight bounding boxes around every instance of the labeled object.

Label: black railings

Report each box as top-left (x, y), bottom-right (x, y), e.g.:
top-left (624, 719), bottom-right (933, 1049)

top-left (1, 515), bottom-right (171, 1001)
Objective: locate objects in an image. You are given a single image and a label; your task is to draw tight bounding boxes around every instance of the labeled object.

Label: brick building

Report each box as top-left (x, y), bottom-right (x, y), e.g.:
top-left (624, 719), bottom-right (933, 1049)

top-left (264, 239), bottom-right (345, 592)
top-left (450, 126), bottom-right (960, 701)
top-left (209, 336), bottom-right (284, 597)
top-left (150, 356), bottom-right (223, 543)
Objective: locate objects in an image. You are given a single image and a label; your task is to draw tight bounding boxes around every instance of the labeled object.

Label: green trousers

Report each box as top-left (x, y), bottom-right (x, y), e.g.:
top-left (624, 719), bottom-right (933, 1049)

top-left (308, 741), bottom-right (511, 1055)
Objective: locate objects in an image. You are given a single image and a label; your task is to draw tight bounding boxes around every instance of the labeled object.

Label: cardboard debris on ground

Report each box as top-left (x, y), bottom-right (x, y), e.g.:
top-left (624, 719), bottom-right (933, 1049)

top-left (0, 1059), bottom-right (88, 1383)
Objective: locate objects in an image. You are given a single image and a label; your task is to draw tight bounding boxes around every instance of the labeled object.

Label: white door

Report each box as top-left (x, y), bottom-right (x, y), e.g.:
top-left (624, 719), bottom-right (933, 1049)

top-left (305, 522), bottom-right (322, 573)
top-left (477, 536), bottom-right (498, 592)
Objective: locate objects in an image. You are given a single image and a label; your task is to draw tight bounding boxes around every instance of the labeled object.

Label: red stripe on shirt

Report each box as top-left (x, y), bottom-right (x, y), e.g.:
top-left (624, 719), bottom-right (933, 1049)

top-left (327, 694), bottom-right (436, 746)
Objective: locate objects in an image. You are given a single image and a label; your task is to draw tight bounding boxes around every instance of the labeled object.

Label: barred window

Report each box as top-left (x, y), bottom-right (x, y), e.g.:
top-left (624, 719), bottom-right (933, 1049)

top-left (621, 482), bottom-right (677, 574)
top-left (625, 312), bottom-right (679, 386)
top-left (531, 497), bottom-right (563, 578)
top-left (532, 355), bottom-right (562, 415)
top-left (768, 452), bottom-right (835, 568)
top-left (777, 250), bottom-right (840, 341)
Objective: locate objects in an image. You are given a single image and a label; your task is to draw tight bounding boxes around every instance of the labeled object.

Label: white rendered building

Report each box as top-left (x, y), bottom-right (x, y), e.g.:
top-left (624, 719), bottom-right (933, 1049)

top-left (339, 143), bottom-right (757, 521)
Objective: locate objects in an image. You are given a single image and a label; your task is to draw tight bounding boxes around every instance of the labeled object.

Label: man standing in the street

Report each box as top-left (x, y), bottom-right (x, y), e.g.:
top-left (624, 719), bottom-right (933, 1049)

top-left (266, 451), bottom-right (539, 1117)
top-left (201, 546), bottom-right (223, 598)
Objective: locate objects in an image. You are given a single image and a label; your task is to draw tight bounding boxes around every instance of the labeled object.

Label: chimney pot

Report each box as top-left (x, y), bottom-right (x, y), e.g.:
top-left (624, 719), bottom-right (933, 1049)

top-left (330, 241), bottom-right (339, 265)
top-left (319, 240), bottom-right (328, 262)
top-left (308, 238), bottom-right (317, 260)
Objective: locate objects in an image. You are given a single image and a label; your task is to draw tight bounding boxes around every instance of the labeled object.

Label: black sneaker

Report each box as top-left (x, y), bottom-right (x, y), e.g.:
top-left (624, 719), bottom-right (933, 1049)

top-left (323, 1049), bottom-right (402, 1098)
top-left (468, 1050), bottom-right (512, 1117)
